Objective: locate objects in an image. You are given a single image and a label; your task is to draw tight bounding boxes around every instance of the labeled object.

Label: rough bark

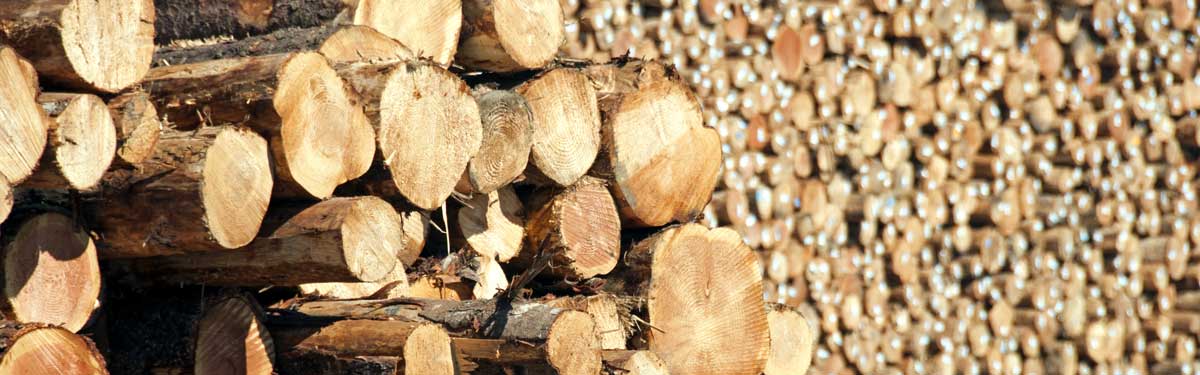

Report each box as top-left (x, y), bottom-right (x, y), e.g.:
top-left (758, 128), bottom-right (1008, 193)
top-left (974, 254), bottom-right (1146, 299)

top-left (0, 321), bottom-right (107, 374)
top-left (0, 0), bottom-right (154, 93)
top-left (0, 213), bottom-right (101, 333)
top-left (515, 68), bottom-right (602, 186)
top-left (269, 318), bottom-right (457, 375)
top-left (90, 126), bottom-right (273, 257)
top-left (515, 177), bottom-right (621, 280)
top-left (457, 0), bottom-right (564, 72)
top-left (19, 93), bottom-right (116, 191)
top-left (0, 47), bottom-right (48, 186)
top-left (466, 89), bottom-right (534, 193)
top-left (154, 24), bottom-right (412, 66)
top-left (193, 293), bottom-right (274, 375)
top-left (459, 186), bottom-right (525, 263)
top-left (352, 0), bottom-right (462, 65)
top-left (106, 91), bottom-right (163, 167)
top-left (152, 0), bottom-right (347, 43)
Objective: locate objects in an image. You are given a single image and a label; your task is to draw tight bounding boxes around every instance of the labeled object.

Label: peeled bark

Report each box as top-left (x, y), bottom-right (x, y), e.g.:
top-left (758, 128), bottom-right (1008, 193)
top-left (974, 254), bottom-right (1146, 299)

top-left (19, 93), bottom-right (116, 191)
top-left (154, 24), bottom-right (412, 66)
top-left (106, 92), bottom-right (163, 167)
top-left (466, 89), bottom-right (534, 193)
top-left (763, 304), bottom-right (817, 375)
top-left (353, 0), bottom-right (462, 65)
top-left (515, 68), bottom-right (602, 186)
top-left (0, 47), bottom-right (48, 186)
top-left (269, 319), bottom-right (457, 375)
top-left (516, 177), bottom-right (621, 280)
top-left (0, 213), bottom-right (100, 333)
top-left (586, 60), bottom-right (721, 227)
top-left (602, 350), bottom-right (669, 375)
top-left (118, 196), bottom-right (403, 286)
top-left (459, 186), bottom-right (525, 262)
top-left (193, 293), bottom-right (274, 375)
top-left (152, 0), bottom-right (346, 43)
top-left (457, 0), bottom-right (564, 72)
top-left (142, 52), bottom-right (375, 199)
top-left (91, 126), bottom-right (273, 257)
top-left (0, 322), bottom-right (107, 374)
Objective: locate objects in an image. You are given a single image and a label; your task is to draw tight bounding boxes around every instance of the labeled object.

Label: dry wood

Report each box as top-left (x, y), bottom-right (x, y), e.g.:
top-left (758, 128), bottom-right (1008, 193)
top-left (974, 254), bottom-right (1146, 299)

top-left (517, 177), bottom-right (621, 279)
top-left (106, 92), bottom-right (162, 167)
top-left (515, 68), bottom-right (602, 186)
top-left (142, 52), bottom-right (375, 199)
top-left (0, 321), bottom-right (107, 374)
top-left (193, 293), bottom-right (274, 375)
top-left (457, 0), bottom-right (564, 72)
top-left (154, 24), bottom-right (413, 66)
top-left (118, 196), bottom-right (404, 285)
top-left (269, 319), bottom-right (456, 375)
top-left (91, 126), bottom-right (273, 257)
top-left (0, 179), bottom-right (9, 225)
top-left (545, 294), bottom-right (631, 350)
top-left (152, 0), bottom-right (346, 43)
top-left (352, 0), bottom-right (462, 65)
top-left (763, 304), bottom-right (817, 375)
top-left (19, 93), bottom-right (116, 191)
top-left (459, 186), bottom-right (525, 262)
top-left (602, 350), bottom-right (669, 375)
top-left (0, 213), bottom-right (100, 333)
top-left (472, 254), bottom-right (509, 300)
top-left (0, 47), bottom-right (47, 186)
top-left (466, 89), bottom-right (535, 193)
top-left (298, 260), bottom-right (409, 300)
top-left (0, 0), bottom-right (154, 92)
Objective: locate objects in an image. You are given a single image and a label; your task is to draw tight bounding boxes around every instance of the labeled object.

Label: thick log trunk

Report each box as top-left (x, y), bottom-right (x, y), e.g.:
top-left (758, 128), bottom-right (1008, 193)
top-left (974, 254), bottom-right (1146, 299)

top-left (0, 47), bottom-right (48, 186)
top-left (142, 52), bottom-right (375, 199)
top-left (106, 92), bottom-right (163, 168)
top-left (352, 0), bottom-right (462, 65)
top-left (0, 213), bottom-right (100, 332)
top-left (585, 60), bottom-right (721, 227)
top-left (515, 68), bottom-right (602, 186)
top-left (602, 350), bottom-right (669, 375)
top-left (0, 322), bottom-right (107, 374)
top-left (763, 304), bottom-right (817, 375)
top-left (19, 93), bottom-right (116, 191)
top-left (269, 318), bottom-right (457, 375)
top-left (459, 186), bottom-right (525, 262)
top-left (91, 126), bottom-right (273, 257)
top-left (152, 0), bottom-right (347, 43)
top-left (0, 0), bottom-right (153, 93)
top-left (515, 177), bottom-right (621, 280)
top-left (193, 293), bottom-right (274, 375)
top-left (457, 0), bottom-right (564, 72)
top-left (465, 89), bottom-right (534, 193)
top-left (117, 196), bottom-right (404, 285)
top-left (154, 24), bottom-right (412, 66)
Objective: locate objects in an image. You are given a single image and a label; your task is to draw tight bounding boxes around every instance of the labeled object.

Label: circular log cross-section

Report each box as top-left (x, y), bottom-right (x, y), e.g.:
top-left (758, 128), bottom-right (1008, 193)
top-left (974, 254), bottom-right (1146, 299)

top-left (515, 68), bottom-right (602, 186)
top-left (763, 305), bottom-right (816, 375)
top-left (467, 90), bottom-right (534, 194)
top-left (0, 47), bottom-right (47, 186)
top-left (270, 320), bottom-right (456, 375)
top-left (379, 62), bottom-right (482, 210)
top-left (0, 323), bottom-right (107, 374)
top-left (202, 128), bottom-right (275, 249)
top-left (544, 310), bottom-right (603, 375)
top-left (106, 92), bottom-right (162, 167)
top-left (521, 178), bottom-right (621, 279)
top-left (22, 94), bottom-right (117, 191)
top-left (354, 0), bottom-right (462, 65)
top-left (2, 213), bottom-right (101, 333)
top-left (0, 0), bottom-right (154, 93)
top-left (194, 295), bottom-right (274, 375)
top-left (457, 0), bottom-right (564, 72)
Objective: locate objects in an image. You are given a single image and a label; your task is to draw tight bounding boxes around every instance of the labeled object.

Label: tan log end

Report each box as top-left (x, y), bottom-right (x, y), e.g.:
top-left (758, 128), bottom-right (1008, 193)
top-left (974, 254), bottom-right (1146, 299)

top-left (467, 90), bottom-right (534, 193)
top-left (0, 323), bottom-right (107, 374)
top-left (546, 295), bottom-right (630, 350)
top-left (318, 25), bottom-right (414, 64)
top-left (408, 275), bottom-right (472, 300)
top-left (602, 350), bottom-right (669, 375)
top-left (194, 295), bottom-right (274, 375)
top-left (524, 178), bottom-right (621, 279)
top-left (202, 127), bottom-right (273, 249)
top-left (457, 0), bottom-right (564, 71)
top-left (106, 92), bottom-right (162, 167)
top-left (299, 260), bottom-right (410, 300)
top-left (0, 179), bottom-right (10, 224)
top-left (24, 93), bottom-right (117, 190)
top-left (398, 208), bottom-right (429, 266)
top-left (2, 213), bottom-right (100, 333)
top-left (516, 68), bottom-right (602, 186)
top-left (764, 304), bottom-right (817, 375)
top-left (459, 186), bottom-right (525, 262)
top-left (545, 310), bottom-right (603, 375)
top-left (404, 322), bottom-right (458, 374)
top-left (0, 48), bottom-right (47, 185)
top-left (354, 0), bottom-right (462, 65)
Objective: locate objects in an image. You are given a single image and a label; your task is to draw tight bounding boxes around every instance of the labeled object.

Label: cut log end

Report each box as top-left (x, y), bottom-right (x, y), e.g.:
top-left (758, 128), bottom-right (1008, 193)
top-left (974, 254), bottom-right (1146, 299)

top-left (524, 178), bottom-right (622, 279)
top-left (404, 323), bottom-right (458, 375)
top-left (545, 310), bottom-right (604, 375)
top-left (0, 48), bottom-right (47, 185)
top-left (468, 90), bottom-right (534, 193)
top-left (318, 25), bottom-right (414, 64)
top-left (274, 197), bottom-right (405, 283)
top-left (27, 93), bottom-right (117, 190)
top-left (201, 127), bottom-right (273, 249)
top-left (459, 187), bottom-right (525, 262)
top-left (194, 295), bottom-right (274, 375)
top-left (299, 258), bottom-right (410, 300)
top-left (517, 68), bottom-right (602, 186)
top-left (602, 350), bottom-right (670, 375)
top-left (763, 305), bottom-right (817, 375)
top-left (458, 0), bottom-right (565, 71)
top-left (3, 213), bottom-right (100, 333)
top-left (0, 180), bottom-right (10, 224)
top-left (275, 52), bottom-right (375, 199)
top-left (106, 92), bottom-right (162, 166)
top-left (354, 0), bottom-right (462, 65)
top-left (56, 0), bottom-right (155, 92)
top-left (0, 324), bottom-right (106, 374)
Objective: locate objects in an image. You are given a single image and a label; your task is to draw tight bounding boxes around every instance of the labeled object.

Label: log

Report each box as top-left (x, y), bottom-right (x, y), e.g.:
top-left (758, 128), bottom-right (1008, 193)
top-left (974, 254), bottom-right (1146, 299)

top-left (515, 68), bottom-right (602, 186)
top-left (608, 224), bottom-right (770, 375)
top-left (0, 322), bottom-right (107, 374)
top-left (274, 352), bottom-right (399, 375)
top-left (472, 254), bottom-right (509, 300)
top-left (458, 186), bottom-right (525, 262)
top-left (106, 92), bottom-right (163, 167)
top-left (118, 196), bottom-right (404, 285)
top-left (269, 318), bottom-right (457, 375)
top-left (516, 177), bottom-right (621, 279)
top-left (602, 350), bottom-right (669, 375)
top-left (0, 0), bottom-right (154, 93)
top-left (0, 178), bottom-right (10, 225)
top-left (154, 24), bottom-right (412, 66)
top-left (298, 259), bottom-right (409, 300)
top-left (90, 126), bottom-right (273, 257)
top-left (465, 89), bottom-right (535, 193)
top-left (408, 274), bottom-right (472, 301)
top-left (152, 0), bottom-right (346, 43)
top-left (142, 52), bottom-right (375, 199)
top-left (193, 293), bottom-right (274, 375)
top-left (457, 0), bottom-right (564, 72)
top-left (763, 304), bottom-right (817, 375)
top-left (545, 294), bottom-right (632, 351)
top-left (352, 0), bottom-right (462, 65)
top-left (0, 47), bottom-right (47, 186)
top-left (587, 60), bottom-right (721, 227)
top-left (0, 213), bottom-right (100, 332)
top-left (19, 93), bottom-right (116, 191)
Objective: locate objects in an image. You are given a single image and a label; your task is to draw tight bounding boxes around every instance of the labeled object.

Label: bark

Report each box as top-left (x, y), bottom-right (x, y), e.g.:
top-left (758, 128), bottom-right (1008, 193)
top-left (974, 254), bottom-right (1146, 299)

top-left (408, 274), bottom-right (472, 301)
top-left (0, 47), bottom-right (47, 186)
top-left (0, 213), bottom-right (100, 333)
top-left (154, 24), bottom-right (411, 66)
top-left (90, 126), bottom-right (273, 258)
top-left (515, 177), bottom-right (621, 280)
top-left (0, 321), bottom-right (107, 374)
top-left (0, 0), bottom-right (154, 93)
top-left (352, 0), bottom-right (461, 65)
top-left (465, 89), bottom-right (534, 193)
top-left (458, 186), bottom-right (525, 262)
top-left (106, 91), bottom-right (163, 168)
top-left (268, 318), bottom-right (456, 375)
top-left (515, 68), bottom-right (602, 186)
top-left (193, 293), bottom-right (274, 375)
top-left (152, 0), bottom-right (347, 43)
top-left (19, 93), bottom-right (116, 191)
top-left (457, 0), bottom-right (564, 72)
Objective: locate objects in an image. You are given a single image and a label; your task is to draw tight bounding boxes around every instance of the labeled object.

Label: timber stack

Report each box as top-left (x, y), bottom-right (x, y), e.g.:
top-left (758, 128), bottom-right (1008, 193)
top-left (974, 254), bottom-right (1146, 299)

top-left (0, 0), bottom-right (810, 374)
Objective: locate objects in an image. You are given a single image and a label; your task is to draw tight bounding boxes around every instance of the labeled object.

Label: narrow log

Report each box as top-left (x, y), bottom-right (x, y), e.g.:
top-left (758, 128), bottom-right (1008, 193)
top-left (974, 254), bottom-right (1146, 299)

top-left (106, 92), bottom-right (163, 167)
top-left (193, 293), bottom-right (274, 375)
top-left (154, 24), bottom-right (412, 66)
top-left (298, 260), bottom-right (409, 300)
top-left (763, 304), bottom-right (817, 375)
top-left (515, 68), bottom-right (602, 186)
top-left (152, 0), bottom-right (346, 43)
top-left (587, 60), bottom-right (721, 227)
top-left (91, 126), bottom-right (273, 257)
top-left (142, 52), bottom-right (375, 199)
top-left (457, 0), bottom-right (564, 72)
top-left (459, 186), bottom-right (525, 262)
top-left (118, 196), bottom-right (403, 285)
top-left (352, 0), bottom-right (462, 65)
top-left (0, 322), bottom-right (107, 373)
top-left (0, 47), bottom-right (47, 186)
top-left (0, 213), bottom-right (100, 332)
top-left (0, 0), bottom-right (154, 92)
top-left (269, 318), bottom-right (457, 375)
top-left (19, 93), bottom-right (116, 191)
top-left (466, 89), bottom-right (534, 193)
top-left (602, 350), bottom-right (669, 375)
top-left (516, 177), bottom-right (621, 279)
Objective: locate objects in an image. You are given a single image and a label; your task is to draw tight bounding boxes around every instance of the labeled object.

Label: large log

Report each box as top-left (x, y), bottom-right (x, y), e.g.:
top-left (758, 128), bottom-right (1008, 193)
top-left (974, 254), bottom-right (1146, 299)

top-left (142, 52), bottom-right (375, 199)
top-left (0, 0), bottom-right (154, 93)
top-left (515, 68), bottom-right (602, 186)
top-left (152, 0), bottom-right (346, 43)
top-left (269, 318), bottom-right (457, 375)
top-left (19, 93), bottom-right (116, 191)
top-left (0, 47), bottom-right (47, 186)
top-left (0, 322), bottom-right (107, 374)
top-left (106, 92), bottom-right (163, 167)
top-left (458, 186), bottom-right (525, 262)
top-left (457, 0), bottom-right (564, 72)
top-left (465, 89), bottom-right (534, 193)
top-left (92, 126), bottom-right (273, 257)
top-left (515, 177), bottom-right (621, 279)
top-left (586, 60), bottom-right (721, 227)
top-left (0, 213), bottom-right (100, 333)
top-left (193, 293), bottom-right (274, 375)
top-left (118, 196), bottom-right (404, 285)
top-left (352, 0), bottom-right (462, 65)
top-left (153, 24), bottom-right (412, 66)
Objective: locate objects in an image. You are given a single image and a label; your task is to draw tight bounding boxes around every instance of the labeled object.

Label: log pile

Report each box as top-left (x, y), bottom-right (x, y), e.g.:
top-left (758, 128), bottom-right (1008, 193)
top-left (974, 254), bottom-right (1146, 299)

top-left (0, 1), bottom-right (809, 374)
top-left (561, 0), bottom-right (1200, 374)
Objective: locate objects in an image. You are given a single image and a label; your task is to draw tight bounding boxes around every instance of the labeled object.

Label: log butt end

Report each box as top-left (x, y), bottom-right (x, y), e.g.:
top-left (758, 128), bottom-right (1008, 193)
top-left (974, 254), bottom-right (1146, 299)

top-left (603, 350), bottom-right (669, 375)
top-left (57, 0), bottom-right (155, 92)
top-left (404, 323), bottom-right (458, 375)
top-left (0, 324), bottom-right (106, 374)
top-left (518, 68), bottom-right (602, 187)
top-left (4, 213), bottom-right (101, 333)
top-left (319, 25), bottom-right (414, 64)
top-left (0, 179), bottom-right (10, 224)
top-left (44, 94), bottom-right (118, 190)
top-left (201, 127), bottom-right (273, 249)
top-left (0, 48), bottom-right (47, 185)
top-left (194, 295), bottom-right (274, 375)
top-left (545, 310), bottom-right (603, 375)
top-left (339, 197), bottom-right (408, 282)
top-left (468, 90), bottom-right (534, 193)
top-left (353, 0), bottom-right (462, 65)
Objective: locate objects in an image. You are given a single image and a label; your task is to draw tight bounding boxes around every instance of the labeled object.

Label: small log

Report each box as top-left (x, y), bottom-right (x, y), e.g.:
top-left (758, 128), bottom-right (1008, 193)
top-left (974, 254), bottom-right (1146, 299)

top-left (91, 126), bottom-right (273, 257)
top-left (118, 196), bottom-right (403, 285)
top-left (274, 352), bottom-right (398, 375)
top-left (352, 0), bottom-right (462, 65)
top-left (269, 318), bottom-right (457, 375)
top-left (298, 260), bottom-right (409, 300)
top-left (106, 92), bottom-right (163, 167)
top-left (459, 186), bottom-right (525, 262)
top-left (466, 89), bottom-right (535, 193)
top-left (517, 177), bottom-right (621, 279)
top-left (457, 0), bottom-right (564, 72)
top-left (515, 68), bottom-right (602, 186)
top-left (546, 294), bottom-right (632, 350)
top-left (20, 93), bottom-right (116, 191)
top-left (0, 213), bottom-right (100, 332)
top-left (0, 0), bottom-right (154, 92)
top-left (193, 293), bottom-right (274, 375)
top-left (154, 24), bottom-right (412, 66)
top-left (763, 304), bottom-right (817, 375)
top-left (0, 179), bottom-right (8, 225)
top-left (0, 47), bottom-right (47, 186)
top-left (152, 0), bottom-right (346, 43)
top-left (0, 321), bottom-right (107, 373)
top-left (472, 254), bottom-right (509, 300)
top-left (602, 350), bottom-right (669, 375)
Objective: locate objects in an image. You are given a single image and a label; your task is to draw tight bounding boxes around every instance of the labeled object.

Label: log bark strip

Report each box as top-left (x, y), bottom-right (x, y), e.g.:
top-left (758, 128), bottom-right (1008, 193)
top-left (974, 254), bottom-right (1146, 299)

top-left (457, 0), bottom-right (564, 72)
top-left (154, 24), bottom-right (412, 66)
top-left (194, 293), bottom-right (274, 375)
top-left (517, 177), bottom-right (621, 279)
top-left (269, 318), bottom-right (457, 375)
top-left (353, 0), bottom-right (462, 65)
top-left (106, 92), bottom-right (163, 168)
top-left (92, 126), bottom-right (272, 257)
top-left (20, 93), bottom-right (116, 191)
top-left (152, 0), bottom-right (347, 43)
top-left (0, 0), bottom-right (154, 93)
top-left (458, 186), bottom-right (525, 262)
top-left (0, 213), bottom-right (100, 333)
top-left (466, 89), bottom-right (534, 193)
top-left (0, 47), bottom-right (47, 186)
top-left (515, 68), bottom-right (602, 186)
top-left (0, 322), bottom-right (107, 374)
